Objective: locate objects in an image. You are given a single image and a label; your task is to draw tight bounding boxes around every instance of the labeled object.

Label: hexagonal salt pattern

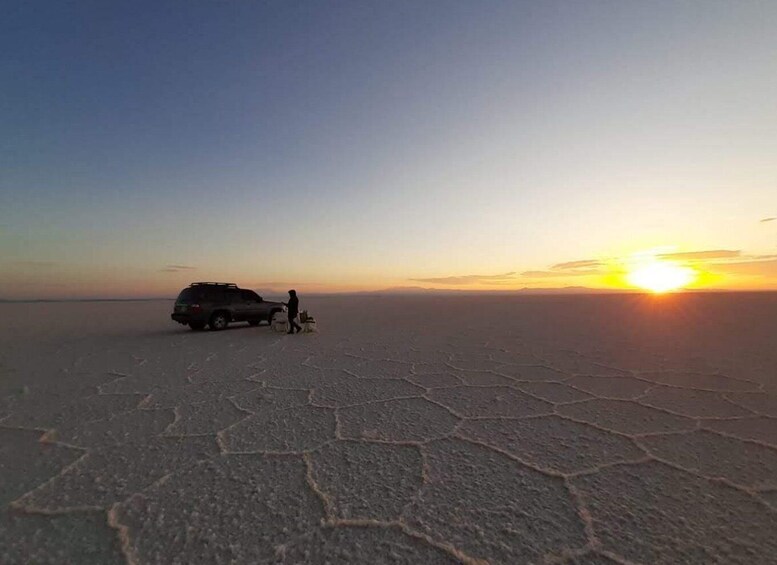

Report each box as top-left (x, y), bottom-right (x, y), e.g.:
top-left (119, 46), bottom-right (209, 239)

top-left (231, 387), bottom-right (310, 412)
top-left (566, 375), bottom-right (653, 399)
top-left (428, 386), bottom-right (552, 418)
top-left (494, 364), bottom-right (569, 382)
top-left (115, 454), bottom-right (324, 563)
top-left (220, 405), bottom-right (336, 453)
top-left (703, 417), bottom-right (777, 447)
top-left (2, 394), bottom-right (145, 435)
top-left (338, 398), bottom-right (459, 442)
top-left (311, 378), bottom-right (423, 408)
top-left (454, 370), bottom-right (515, 386)
top-left (164, 399), bottom-right (248, 436)
top-left (403, 439), bottom-right (587, 563)
top-left (638, 387), bottom-right (754, 418)
top-left (557, 399), bottom-right (696, 435)
top-left (53, 408), bottom-right (175, 447)
top-left (514, 381), bottom-right (592, 403)
top-left (140, 381), bottom-right (259, 408)
top-left (1, 510), bottom-right (124, 564)
top-left (258, 366), bottom-right (355, 389)
top-left (459, 416), bottom-right (644, 474)
top-left (405, 372), bottom-right (464, 388)
top-left (0, 428), bottom-right (83, 506)
top-left (637, 371), bottom-right (758, 392)
top-left (3, 294), bottom-right (777, 563)
top-left (274, 525), bottom-right (459, 564)
top-left (308, 441), bottom-right (423, 520)
top-left (639, 430), bottom-right (777, 488)
top-left (723, 392), bottom-right (777, 417)
top-left (15, 437), bottom-right (218, 510)
top-left (572, 461), bottom-right (777, 564)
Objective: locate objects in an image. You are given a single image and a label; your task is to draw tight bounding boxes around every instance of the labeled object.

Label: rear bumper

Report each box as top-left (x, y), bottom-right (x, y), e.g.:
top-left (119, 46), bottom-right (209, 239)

top-left (171, 313), bottom-right (206, 324)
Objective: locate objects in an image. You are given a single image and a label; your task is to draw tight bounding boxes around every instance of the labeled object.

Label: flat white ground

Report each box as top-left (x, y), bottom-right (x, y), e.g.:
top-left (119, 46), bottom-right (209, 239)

top-left (1, 294), bottom-right (776, 564)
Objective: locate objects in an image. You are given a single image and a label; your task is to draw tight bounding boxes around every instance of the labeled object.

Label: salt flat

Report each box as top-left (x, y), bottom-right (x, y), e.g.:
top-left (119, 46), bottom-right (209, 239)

top-left (1, 294), bottom-right (776, 564)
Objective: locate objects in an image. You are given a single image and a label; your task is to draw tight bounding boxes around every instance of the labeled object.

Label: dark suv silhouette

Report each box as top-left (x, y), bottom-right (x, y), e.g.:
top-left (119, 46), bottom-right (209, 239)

top-left (171, 282), bottom-right (285, 331)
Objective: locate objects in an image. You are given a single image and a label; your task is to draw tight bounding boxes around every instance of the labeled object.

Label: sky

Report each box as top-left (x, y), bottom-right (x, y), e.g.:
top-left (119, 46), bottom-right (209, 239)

top-left (2, 0), bottom-right (776, 299)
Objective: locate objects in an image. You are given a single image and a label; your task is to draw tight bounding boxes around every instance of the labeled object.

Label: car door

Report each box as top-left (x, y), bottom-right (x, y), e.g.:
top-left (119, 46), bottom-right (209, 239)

top-left (240, 290), bottom-right (263, 321)
top-left (226, 289), bottom-right (246, 321)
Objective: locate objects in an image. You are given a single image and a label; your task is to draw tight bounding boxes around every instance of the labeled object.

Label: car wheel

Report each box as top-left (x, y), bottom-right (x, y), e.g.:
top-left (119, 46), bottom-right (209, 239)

top-left (248, 320), bottom-right (260, 327)
top-left (189, 322), bottom-right (206, 331)
top-left (209, 312), bottom-right (229, 331)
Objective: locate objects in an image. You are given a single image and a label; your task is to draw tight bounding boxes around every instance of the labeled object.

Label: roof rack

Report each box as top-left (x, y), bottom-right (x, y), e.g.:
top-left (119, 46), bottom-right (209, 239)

top-left (189, 282), bottom-right (238, 288)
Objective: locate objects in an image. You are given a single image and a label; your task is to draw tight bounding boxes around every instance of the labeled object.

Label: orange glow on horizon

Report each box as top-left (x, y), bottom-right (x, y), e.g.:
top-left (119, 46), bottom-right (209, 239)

top-left (626, 261), bottom-right (696, 293)
top-left (615, 248), bottom-right (700, 293)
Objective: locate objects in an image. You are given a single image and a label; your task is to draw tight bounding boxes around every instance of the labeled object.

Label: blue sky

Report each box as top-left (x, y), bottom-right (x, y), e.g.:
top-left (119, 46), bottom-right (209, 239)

top-left (2, 1), bottom-right (776, 298)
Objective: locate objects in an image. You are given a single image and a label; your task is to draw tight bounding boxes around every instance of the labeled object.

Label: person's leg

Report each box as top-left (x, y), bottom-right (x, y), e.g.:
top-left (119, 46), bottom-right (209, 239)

top-left (287, 313), bottom-right (295, 334)
top-left (288, 313), bottom-right (299, 334)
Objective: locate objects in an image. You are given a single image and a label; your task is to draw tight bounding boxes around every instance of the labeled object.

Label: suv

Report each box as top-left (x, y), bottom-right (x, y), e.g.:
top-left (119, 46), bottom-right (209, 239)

top-left (171, 282), bottom-right (285, 331)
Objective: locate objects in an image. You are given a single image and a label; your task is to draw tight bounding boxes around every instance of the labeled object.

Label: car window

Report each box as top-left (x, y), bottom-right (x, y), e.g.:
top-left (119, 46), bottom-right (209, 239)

top-left (176, 288), bottom-right (202, 304)
top-left (226, 290), bottom-right (243, 304)
top-left (204, 288), bottom-right (225, 302)
top-left (241, 290), bottom-right (260, 301)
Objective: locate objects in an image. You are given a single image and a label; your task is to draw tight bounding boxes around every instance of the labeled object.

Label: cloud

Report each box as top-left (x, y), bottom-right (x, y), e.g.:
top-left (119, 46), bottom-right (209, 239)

top-left (251, 282), bottom-right (296, 290)
top-left (11, 261), bottom-right (58, 268)
top-left (550, 259), bottom-right (603, 270)
top-left (760, 217), bottom-right (775, 223)
top-left (517, 258), bottom-right (607, 279)
top-left (706, 259), bottom-right (777, 277)
top-left (160, 264), bottom-right (197, 273)
top-left (521, 269), bottom-right (601, 278)
top-left (657, 250), bottom-right (740, 261)
top-left (408, 272), bottom-right (518, 285)
top-left (407, 246), bottom-right (777, 289)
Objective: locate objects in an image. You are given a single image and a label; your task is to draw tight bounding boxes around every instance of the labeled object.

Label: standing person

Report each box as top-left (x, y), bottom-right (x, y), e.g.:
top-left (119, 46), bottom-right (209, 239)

top-left (284, 289), bottom-right (302, 334)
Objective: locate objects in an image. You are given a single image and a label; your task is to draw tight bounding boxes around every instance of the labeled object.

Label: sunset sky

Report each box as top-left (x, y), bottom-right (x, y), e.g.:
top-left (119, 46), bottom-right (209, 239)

top-left (2, 1), bottom-right (776, 299)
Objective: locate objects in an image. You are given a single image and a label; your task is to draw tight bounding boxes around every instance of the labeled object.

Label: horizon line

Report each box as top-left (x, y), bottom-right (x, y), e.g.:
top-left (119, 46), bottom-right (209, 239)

top-left (3, 288), bottom-right (777, 303)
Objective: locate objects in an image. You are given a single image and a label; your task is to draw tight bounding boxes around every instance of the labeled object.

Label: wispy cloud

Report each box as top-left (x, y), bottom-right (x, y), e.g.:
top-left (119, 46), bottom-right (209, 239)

top-left (524, 269), bottom-right (602, 278)
top-left (11, 261), bottom-right (58, 268)
top-left (657, 250), bottom-right (740, 261)
top-left (550, 259), bottom-right (603, 270)
top-left (406, 246), bottom-right (777, 290)
top-left (159, 264), bottom-right (197, 273)
top-left (251, 282), bottom-right (296, 290)
top-left (525, 258), bottom-right (606, 278)
top-left (706, 259), bottom-right (777, 276)
top-left (760, 217), bottom-right (775, 223)
top-left (409, 272), bottom-right (518, 285)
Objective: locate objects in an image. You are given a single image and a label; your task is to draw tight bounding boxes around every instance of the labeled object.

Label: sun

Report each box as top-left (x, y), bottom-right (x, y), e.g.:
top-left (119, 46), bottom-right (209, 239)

top-left (626, 261), bottom-right (696, 293)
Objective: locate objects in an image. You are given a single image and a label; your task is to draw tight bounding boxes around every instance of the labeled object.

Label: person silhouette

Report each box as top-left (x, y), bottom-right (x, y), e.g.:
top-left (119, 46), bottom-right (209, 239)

top-left (284, 289), bottom-right (302, 334)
